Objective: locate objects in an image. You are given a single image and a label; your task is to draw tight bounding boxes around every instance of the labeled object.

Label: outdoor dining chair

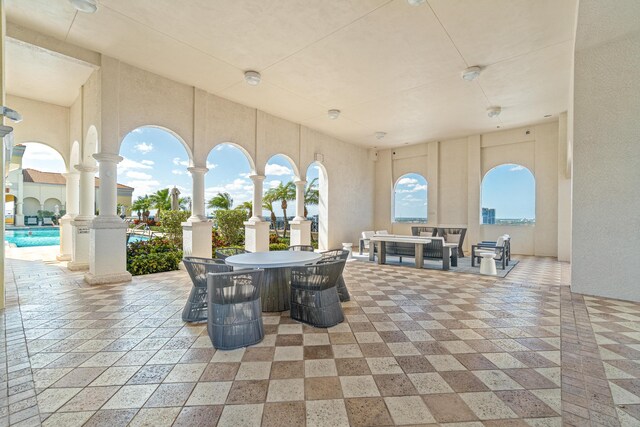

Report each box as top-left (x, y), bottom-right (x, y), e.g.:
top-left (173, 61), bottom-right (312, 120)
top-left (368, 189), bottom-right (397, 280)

top-left (207, 269), bottom-right (265, 350)
top-left (318, 249), bottom-right (351, 302)
top-left (290, 259), bottom-right (346, 328)
top-left (182, 257), bottom-right (233, 322)
top-left (215, 247), bottom-right (249, 260)
top-left (288, 245), bottom-right (315, 252)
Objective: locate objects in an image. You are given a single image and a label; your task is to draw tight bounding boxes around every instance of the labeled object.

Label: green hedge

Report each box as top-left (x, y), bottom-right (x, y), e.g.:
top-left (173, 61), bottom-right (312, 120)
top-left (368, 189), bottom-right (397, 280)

top-left (127, 237), bottom-right (183, 276)
top-left (269, 243), bottom-right (289, 251)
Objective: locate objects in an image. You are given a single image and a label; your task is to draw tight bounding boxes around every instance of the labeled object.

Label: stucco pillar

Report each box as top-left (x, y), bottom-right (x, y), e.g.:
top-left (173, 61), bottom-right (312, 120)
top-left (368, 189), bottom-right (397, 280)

top-left (69, 163), bottom-right (97, 270)
top-left (183, 166), bottom-right (212, 258)
top-left (14, 202), bottom-right (23, 226)
top-left (466, 135), bottom-right (481, 252)
top-left (85, 153), bottom-right (132, 285)
top-left (290, 179), bottom-right (311, 246)
top-left (245, 174), bottom-right (269, 252)
top-left (57, 171), bottom-right (79, 261)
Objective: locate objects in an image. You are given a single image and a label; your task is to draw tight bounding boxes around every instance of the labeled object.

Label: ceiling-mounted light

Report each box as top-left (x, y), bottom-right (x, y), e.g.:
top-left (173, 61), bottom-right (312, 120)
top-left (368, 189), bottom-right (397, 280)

top-left (461, 66), bottom-right (482, 81)
top-left (407, 0), bottom-right (427, 5)
top-left (0, 106), bottom-right (22, 123)
top-left (375, 132), bottom-right (386, 140)
top-left (244, 70), bottom-right (261, 86)
top-left (487, 106), bottom-right (501, 118)
top-left (69, 0), bottom-right (98, 13)
top-left (327, 109), bottom-right (341, 120)
top-left (544, 114), bottom-right (552, 118)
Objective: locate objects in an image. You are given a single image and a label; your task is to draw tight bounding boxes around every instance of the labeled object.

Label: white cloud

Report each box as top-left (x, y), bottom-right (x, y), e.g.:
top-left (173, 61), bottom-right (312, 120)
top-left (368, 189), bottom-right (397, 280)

top-left (206, 161), bottom-right (217, 169)
top-left (134, 142), bottom-right (153, 153)
top-left (172, 169), bottom-right (186, 175)
top-left (131, 128), bottom-right (144, 134)
top-left (118, 157), bottom-right (153, 174)
top-left (173, 157), bottom-right (189, 167)
top-left (239, 172), bottom-right (251, 179)
top-left (509, 165), bottom-right (525, 172)
top-left (21, 143), bottom-right (66, 173)
top-left (125, 179), bottom-right (161, 197)
top-left (268, 179), bottom-right (281, 189)
top-left (413, 184), bottom-right (427, 191)
top-left (126, 171), bottom-right (153, 180)
top-left (397, 177), bottom-right (418, 186)
top-left (265, 163), bottom-right (293, 176)
top-left (141, 160), bottom-right (154, 166)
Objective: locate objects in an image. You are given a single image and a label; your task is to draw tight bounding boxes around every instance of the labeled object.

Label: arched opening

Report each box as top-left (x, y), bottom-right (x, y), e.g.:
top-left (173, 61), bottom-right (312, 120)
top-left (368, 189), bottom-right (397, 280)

top-left (393, 173), bottom-right (428, 223)
top-left (43, 197), bottom-right (62, 212)
top-left (305, 162), bottom-right (328, 251)
top-left (205, 143), bottom-right (254, 216)
top-left (118, 126), bottom-right (192, 221)
top-left (481, 164), bottom-right (535, 225)
top-left (263, 154), bottom-right (298, 240)
top-left (6, 142), bottom-right (66, 228)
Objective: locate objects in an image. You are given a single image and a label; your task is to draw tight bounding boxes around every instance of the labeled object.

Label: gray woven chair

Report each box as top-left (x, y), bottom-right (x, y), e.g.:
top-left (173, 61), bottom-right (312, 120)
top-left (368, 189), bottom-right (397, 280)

top-left (290, 260), bottom-right (346, 328)
top-left (207, 269), bottom-right (265, 350)
top-left (318, 249), bottom-right (351, 302)
top-left (182, 257), bottom-right (232, 322)
top-left (288, 245), bottom-right (314, 252)
top-left (215, 247), bottom-right (249, 260)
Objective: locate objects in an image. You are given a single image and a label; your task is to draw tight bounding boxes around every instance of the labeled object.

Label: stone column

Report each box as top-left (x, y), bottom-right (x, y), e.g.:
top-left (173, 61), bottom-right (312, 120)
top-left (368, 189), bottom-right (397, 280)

top-left (85, 153), bottom-right (132, 284)
top-left (69, 163), bottom-right (97, 270)
top-left (244, 174), bottom-right (269, 252)
top-left (14, 202), bottom-right (23, 227)
top-left (56, 171), bottom-right (79, 261)
top-left (290, 179), bottom-right (311, 246)
top-left (183, 166), bottom-right (213, 258)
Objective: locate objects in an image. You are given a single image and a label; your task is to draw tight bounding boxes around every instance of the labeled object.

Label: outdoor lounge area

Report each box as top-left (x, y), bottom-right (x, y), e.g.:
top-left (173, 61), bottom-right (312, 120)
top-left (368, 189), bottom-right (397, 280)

top-left (1, 0), bottom-right (640, 426)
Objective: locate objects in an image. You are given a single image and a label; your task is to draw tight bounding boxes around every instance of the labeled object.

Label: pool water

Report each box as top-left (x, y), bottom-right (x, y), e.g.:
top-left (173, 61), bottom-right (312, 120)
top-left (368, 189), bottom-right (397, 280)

top-left (5, 228), bottom-right (60, 247)
top-left (127, 234), bottom-right (150, 244)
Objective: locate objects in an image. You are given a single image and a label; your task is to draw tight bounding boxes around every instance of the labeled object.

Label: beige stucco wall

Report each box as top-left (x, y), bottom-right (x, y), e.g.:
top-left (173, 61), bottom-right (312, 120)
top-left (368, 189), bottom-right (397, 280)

top-left (375, 122), bottom-right (564, 256)
top-left (572, 3), bottom-right (640, 301)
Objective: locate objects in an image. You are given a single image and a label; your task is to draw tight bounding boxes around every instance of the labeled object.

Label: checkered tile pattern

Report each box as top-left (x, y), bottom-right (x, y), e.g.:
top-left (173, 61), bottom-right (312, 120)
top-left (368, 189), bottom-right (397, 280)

top-left (0, 251), bottom-right (634, 426)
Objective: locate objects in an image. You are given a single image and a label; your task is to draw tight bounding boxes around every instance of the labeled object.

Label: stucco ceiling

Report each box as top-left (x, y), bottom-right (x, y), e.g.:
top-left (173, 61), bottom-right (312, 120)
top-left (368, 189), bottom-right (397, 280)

top-left (5, 0), bottom-right (577, 147)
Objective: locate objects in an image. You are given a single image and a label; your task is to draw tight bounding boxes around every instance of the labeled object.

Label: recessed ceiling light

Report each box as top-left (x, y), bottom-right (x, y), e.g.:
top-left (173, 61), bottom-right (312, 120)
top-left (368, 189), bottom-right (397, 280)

top-left (544, 114), bottom-right (552, 118)
top-left (69, 0), bottom-right (97, 13)
top-left (407, 0), bottom-right (427, 5)
top-left (487, 106), bottom-right (501, 118)
top-left (462, 66), bottom-right (482, 81)
top-left (375, 132), bottom-right (386, 140)
top-left (327, 109), bottom-right (341, 120)
top-left (244, 70), bottom-right (261, 86)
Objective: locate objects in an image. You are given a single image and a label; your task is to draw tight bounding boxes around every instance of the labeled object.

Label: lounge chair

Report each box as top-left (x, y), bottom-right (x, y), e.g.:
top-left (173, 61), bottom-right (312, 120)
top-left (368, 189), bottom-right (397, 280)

top-left (359, 231), bottom-right (375, 254)
top-left (182, 257), bottom-right (232, 322)
top-left (471, 236), bottom-right (508, 269)
top-left (288, 245), bottom-right (314, 252)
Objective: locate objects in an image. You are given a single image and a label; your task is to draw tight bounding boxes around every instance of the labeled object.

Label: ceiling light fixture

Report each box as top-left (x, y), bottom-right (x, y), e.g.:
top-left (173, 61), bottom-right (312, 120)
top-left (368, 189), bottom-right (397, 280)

top-left (487, 106), bottom-right (501, 118)
top-left (461, 66), bottom-right (482, 81)
top-left (327, 109), bottom-right (341, 120)
top-left (69, 0), bottom-right (98, 13)
top-left (375, 132), bottom-right (386, 140)
top-left (244, 70), bottom-right (261, 86)
top-left (407, 0), bottom-right (427, 5)
top-left (0, 106), bottom-right (22, 123)
top-left (544, 114), bottom-right (552, 118)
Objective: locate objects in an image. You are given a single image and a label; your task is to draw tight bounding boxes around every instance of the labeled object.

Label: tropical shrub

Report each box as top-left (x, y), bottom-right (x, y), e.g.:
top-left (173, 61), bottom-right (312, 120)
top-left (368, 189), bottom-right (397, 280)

top-left (159, 210), bottom-right (190, 246)
top-left (214, 209), bottom-right (247, 246)
top-left (126, 238), bottom-right (183, 276)
top-left (269, 243), bottom-right (289, 251)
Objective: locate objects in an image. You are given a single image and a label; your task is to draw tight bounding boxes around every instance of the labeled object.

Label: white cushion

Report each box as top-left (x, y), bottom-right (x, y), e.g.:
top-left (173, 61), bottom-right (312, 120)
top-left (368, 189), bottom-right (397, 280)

top-left (446, 234), bottom-right (460, 244)
top-left (419, 232), bottom-right (433, 237)
top-left (376, 230), bottom-right (389, 235)
top-left (362, 231), bottom-right (375, 239)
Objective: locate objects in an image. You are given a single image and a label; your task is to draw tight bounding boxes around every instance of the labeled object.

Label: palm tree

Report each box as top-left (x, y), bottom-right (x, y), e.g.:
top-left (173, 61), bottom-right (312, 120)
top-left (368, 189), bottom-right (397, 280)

top-left (304, 178), bottom-right (319, 218)
top-left (262, 193), bottom-right (278, 236)
top-left (149, 188), bottom-right (171, 218)
top-left (179, 196), bottom-right (191, 211)
top-left (208, 192), bottom-right (233, 210)
top-left (237, 201), bottom-right (252, 218)
top-left (271, 181), bottom-right (296, 238)
top-left (131, 195), bottom-right (151, 220)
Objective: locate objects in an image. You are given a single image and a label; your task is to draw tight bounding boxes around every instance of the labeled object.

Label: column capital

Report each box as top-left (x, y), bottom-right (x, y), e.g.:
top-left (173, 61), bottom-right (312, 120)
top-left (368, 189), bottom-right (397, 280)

top-left (294, 179), bottom-right (306, 186)
top-left (93, 153), bottom-right (123, 164)
top-left (75, 164), bottom-right (99, 173)
top-left (249, 174), bottom-right (265, 182)
top-left (188, 166), bottom-right (208, 174)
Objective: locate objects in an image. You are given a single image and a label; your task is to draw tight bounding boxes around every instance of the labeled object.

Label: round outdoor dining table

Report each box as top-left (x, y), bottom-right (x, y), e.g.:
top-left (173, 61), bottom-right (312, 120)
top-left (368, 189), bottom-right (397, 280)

top-left (225, 251), bottom-right (322, 312)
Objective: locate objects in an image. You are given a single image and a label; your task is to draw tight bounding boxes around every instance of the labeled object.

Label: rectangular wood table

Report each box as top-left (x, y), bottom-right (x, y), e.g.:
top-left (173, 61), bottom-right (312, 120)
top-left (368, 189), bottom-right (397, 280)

top-left (368, 235), bottom-right (457, 270)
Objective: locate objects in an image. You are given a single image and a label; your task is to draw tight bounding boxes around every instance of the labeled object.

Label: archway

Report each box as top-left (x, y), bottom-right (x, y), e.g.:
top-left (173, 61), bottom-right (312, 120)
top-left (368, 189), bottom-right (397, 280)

top-left (481, 164), bottom-right (535, 225)
top-left (205, 143), bottom-right (254, 217)
top-left (393, 173), bottom-right (428, 223)
top-left (305, 162), bottom-right (328, 250)
top-left (118, 126), bottom-right (192, 220)
top-left (23, 197), bottom-right (40, 216)
top-left (263, 154), bottom-right (298, 239)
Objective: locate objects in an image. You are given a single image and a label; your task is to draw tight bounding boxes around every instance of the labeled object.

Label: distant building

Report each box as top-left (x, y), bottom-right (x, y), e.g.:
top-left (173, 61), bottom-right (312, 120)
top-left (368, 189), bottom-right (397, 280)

top-left (482, 207), bottom-right (496, 224)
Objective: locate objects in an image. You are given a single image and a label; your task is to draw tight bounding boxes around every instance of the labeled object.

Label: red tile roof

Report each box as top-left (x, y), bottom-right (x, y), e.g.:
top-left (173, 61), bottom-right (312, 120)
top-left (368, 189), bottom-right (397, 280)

top-left (22, 168), bottom-right (134, 190)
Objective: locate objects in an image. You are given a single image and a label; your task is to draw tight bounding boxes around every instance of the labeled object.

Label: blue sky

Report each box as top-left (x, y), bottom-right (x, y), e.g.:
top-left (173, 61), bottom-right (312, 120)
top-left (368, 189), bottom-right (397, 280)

top-left (481, 164), bottom-right (535, 220)
top-left (394, 173), bottom-right (428, 220)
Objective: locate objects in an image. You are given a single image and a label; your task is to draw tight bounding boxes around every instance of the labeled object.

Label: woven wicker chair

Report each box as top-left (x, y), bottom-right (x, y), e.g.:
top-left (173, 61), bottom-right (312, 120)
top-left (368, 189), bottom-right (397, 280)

top-left (207, 269), bottom-right (265, 350)
top-left (318, 249), bottom-right (351, 302)
top-left (288, 245), bottom-right (315, 252)
top-left (290, 260), bottom-right (346, 328)
top-left (182, 257), bottom-right (232, 322)
top-left (215, 247), bottom-right (249, 260)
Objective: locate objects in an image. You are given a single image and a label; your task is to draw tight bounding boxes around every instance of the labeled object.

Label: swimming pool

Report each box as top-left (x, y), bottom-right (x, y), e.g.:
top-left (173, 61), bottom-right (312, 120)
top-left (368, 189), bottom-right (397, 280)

top-left (5, 228), bottom-right (151, 247)
top-left (5, 228), bottom-right (60, 247)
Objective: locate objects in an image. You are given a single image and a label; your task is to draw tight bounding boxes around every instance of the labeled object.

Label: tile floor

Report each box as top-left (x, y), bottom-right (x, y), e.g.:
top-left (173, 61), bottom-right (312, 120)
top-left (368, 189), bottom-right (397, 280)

top-left (1, 248), bottom-right (638, 426)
